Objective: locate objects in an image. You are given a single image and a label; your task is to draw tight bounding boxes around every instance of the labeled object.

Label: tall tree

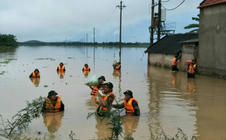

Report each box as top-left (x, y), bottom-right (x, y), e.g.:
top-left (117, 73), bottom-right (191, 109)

top-left (184, 14), bottom-right (199, 33)
top-left (0, 34), bottom-right (18, 47)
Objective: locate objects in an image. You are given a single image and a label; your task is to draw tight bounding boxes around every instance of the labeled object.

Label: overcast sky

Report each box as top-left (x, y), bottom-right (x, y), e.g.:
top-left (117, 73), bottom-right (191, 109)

top-left (0, 0), bottom-right (203, 43)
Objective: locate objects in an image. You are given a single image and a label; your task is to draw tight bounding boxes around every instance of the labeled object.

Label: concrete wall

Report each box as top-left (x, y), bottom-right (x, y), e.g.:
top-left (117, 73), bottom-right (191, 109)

top-left (199, 3), bottom-right (226, 78)
top-left (181, 43), bottom-right (198, 72)
top-left (147, 53), bottom-right (174, 69)
top-left (147, 53), bottom-right (187, 71)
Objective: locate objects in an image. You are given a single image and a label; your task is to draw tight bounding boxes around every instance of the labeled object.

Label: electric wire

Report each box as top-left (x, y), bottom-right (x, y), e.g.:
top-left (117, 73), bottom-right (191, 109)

top-left (162, 0), bottom-right (185, 11)
top-left (123, 12), bottom-right (138, 42)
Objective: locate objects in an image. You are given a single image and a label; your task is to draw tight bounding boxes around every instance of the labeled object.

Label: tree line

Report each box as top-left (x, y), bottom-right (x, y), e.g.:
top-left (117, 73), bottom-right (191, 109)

top-left (0, 34), bottom-right (18, 47)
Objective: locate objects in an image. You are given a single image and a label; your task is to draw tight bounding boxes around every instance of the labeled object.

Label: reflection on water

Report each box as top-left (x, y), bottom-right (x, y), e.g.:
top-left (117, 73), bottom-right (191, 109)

top-left (95, 116), bottom-right (112, 139)
top-left (0, 46), bottom-right (226, 140)
top-left (42, 112), bottom-right (64, 134)
top-left (30, 77), bottom-right (40, 87)
top-left (57, 71), bottom-right (65, 79)
top-left (112, 70), bottom-right (121, 77)
top-left (83, 70), bottom-right (90, 77)
top-left (123, 116), bottom-right (140, 137)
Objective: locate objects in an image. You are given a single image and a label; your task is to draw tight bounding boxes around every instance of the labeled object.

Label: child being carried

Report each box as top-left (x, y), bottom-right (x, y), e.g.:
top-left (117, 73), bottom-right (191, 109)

top-left (95, 89), bottom-right (106, 113)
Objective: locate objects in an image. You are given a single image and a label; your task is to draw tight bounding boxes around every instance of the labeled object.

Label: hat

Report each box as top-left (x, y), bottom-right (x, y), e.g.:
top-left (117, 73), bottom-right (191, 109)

top-left (98, 76), bottom-right (106, 81)
top-left (124, 90), bottom-right (133, 97)
top-left (48, 90), bottom-right (58, 96)
top-left (104, 82), bottom-right (113, 89)
top-left (34, 69), bottom-right (39, 72)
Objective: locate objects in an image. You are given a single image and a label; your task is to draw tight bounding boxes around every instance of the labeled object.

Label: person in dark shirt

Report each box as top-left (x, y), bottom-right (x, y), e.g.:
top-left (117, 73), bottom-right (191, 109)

top-left (95, 82), bottom-right (115, 116)
top-left (42, 90), bottom-right (65, 113)
top-left (89, 76), bottom-right (106, 96)
top-left (29, 68), bottom-right (40, 78)
top-left (57, 62), bottom-right (66, 71)
top-left (113, 90), bottom-right (140, 116)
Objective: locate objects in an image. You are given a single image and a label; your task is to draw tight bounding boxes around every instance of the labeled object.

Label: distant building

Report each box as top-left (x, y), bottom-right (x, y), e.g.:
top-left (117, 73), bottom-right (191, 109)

top-left (198, 0), bottom-right (226, 78)
top-left (144, 33), bottom-right (198, 71)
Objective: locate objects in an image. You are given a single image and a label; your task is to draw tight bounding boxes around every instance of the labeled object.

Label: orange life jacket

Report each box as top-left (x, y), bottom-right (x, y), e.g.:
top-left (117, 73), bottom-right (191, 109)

top-left (172, 58), bottom-right (179, 66)
top-left (91, 86), bottom-right (99, 96)
top-left (123, 98), bottom-right (139, 115)
top-left (102, 92), bottom-right (115, 111)
top-left (91, 82), bottom-right (104, 95)
top-left (188, 64), bottom-right (195, 74)
top-left (31, 72), bottom-right (40, 78)
top-left (83, 66), bottom-right (90, 71)
top-left (45, 96), bottom-right (62, 113)
top-left (115, 64), bottom-right (121, 70)
top-left (58, 71), bottom-right (65, 77)
top-left (58, 65), bottom-right (65, 71)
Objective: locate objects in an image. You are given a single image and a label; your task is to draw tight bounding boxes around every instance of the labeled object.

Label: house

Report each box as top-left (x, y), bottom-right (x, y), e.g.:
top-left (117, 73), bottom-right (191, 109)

top-left (144, 33), bottom-right (198, 71)
top-left (198, 0), bottom-right (226, 78)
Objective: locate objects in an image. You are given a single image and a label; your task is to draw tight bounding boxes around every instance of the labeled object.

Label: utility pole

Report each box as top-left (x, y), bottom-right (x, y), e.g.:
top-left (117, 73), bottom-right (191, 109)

top-left (117, 1), bottom-right (126, 63)
top-left (93, 27), bottom-right (95, 44)
top-left (86, 34), bottom-right (88, 42)
top-left (150, 0), bottom-right (155, 45)
top-left (157, 0), bottom-right (161, 41)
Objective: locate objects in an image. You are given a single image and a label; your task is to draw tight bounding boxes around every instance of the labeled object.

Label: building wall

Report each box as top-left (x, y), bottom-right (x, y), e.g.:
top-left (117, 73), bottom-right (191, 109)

top-left (199, 3), bottom-right (226, 78)
top-left (147, 53), bottom-right (173, 69)
top-left (181, 43), bottom-right (198, 72)
top-left (147, 53), bottom-right (188, 71)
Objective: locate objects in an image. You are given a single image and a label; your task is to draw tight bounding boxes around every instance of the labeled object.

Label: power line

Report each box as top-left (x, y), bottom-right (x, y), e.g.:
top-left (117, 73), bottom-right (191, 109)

top-left (162, 0), bottom-right (185, 11)
top-left (123, 12), bottom-right (138, 42)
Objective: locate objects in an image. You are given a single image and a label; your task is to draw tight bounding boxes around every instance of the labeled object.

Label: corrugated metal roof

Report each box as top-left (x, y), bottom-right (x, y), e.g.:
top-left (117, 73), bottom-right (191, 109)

top-left (198, 0), bottom-right (226, 8)
top-left (144, 33), bottom-right (198, 54)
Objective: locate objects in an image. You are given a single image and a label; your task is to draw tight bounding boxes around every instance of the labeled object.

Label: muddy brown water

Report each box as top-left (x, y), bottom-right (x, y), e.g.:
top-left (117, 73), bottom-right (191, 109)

top-left (0, 46), bottom-right (226, 140)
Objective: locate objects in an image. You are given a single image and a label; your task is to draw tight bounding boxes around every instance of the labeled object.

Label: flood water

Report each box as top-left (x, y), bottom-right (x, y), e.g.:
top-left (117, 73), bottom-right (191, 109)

top-left (0, 45), bottom-right (226, 140)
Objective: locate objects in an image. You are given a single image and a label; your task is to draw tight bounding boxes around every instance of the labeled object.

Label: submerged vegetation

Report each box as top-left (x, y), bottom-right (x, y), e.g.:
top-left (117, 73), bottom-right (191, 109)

top-left (0, 97), bottom-right (196, 140)
top-left (36, 58), bottom-right (55, 61)
top-left (0, 97), bottom-right (44, 140)
top-left (0, 58), bottom-right (17, 65)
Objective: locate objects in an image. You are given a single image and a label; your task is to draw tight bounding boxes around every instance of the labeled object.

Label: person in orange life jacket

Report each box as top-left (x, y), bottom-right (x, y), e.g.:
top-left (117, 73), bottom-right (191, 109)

top-left (113, 62), bottom-right (121, 70)
top-left (113, 90), bottom-right (140, 116)
top-left (29, 68), bottom-right (40, 78)
top-left (187, 59), bottom-right (197, 78)
top-left (42, 90), bottom-right (65, 113)
top-left (82, 63), bottom-right (91, 71)
top-left (89, 76), bottom-right (106, 96)
top-left (95, 82), bottom-right (115, 116)
top-left (172, 55), bottom-right (180, 71)
top-left (57, 62), bottom-right (66, 71)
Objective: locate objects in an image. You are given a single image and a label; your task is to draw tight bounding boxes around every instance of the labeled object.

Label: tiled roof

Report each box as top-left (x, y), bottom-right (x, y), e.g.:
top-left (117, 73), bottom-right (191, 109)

top-left (198, 0), bottom-right (226, 8)
top-left (144, 33), bottom-right (198, 54)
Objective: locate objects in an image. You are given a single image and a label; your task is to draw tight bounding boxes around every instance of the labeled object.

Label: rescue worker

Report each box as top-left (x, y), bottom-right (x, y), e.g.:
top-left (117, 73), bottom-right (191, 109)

top-left (113, 62), bottom-right (121, 70)
top-left (95, 82), bottom-right (115, 116)
top-left (29, 69), bottom-right (40, 78)
top-left (172, 55), bottom-right (180, 71)
top-left (42, 112), bottom-right (64, 133)
top-left (89, 76), bottom-right (106, 96)
top-left (113, 90), bottom-right (140, 116)
top-left (42, 90), bottom-right (65, 113)
top-left (57, 62), bottom-right (66, 71)
top-left (82, 63), bottom-right (91, 71)
top-left (82, 63), bottom-right (91, 77)
top-left (187, 59), bottom-right (197, 78)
